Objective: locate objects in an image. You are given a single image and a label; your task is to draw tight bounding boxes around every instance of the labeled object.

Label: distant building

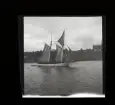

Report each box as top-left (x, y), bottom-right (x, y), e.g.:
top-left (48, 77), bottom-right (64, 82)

top-left (93, 44), bottom-right (102, 51)
top-left (84, 49), bottom-right (92, 52)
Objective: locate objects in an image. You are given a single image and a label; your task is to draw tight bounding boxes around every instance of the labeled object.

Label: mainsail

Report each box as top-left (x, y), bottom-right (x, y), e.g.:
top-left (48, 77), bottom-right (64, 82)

top-left (39, 43), bottom-right (51, 63)
top-left (55, 44), bottom-right (63, 62)
top-left (55, 31), bottom-right (65, 63)
top-left (55, 30), bottom-right (73, 63)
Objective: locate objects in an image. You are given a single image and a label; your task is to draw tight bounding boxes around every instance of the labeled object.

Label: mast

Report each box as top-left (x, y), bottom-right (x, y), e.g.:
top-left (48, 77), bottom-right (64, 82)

top-left (62, 29), bottom-right (65, 62)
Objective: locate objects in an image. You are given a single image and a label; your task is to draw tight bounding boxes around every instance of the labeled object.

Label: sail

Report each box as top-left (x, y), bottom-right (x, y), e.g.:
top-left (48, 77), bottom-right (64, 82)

top-left (55, 44), bottom-right (63, 62)
top-left (63, 48), bottom-right (69, 62)
top-left (58, 30), bottom-right (65, 47)
top-left (68, 46), bottom-right (72, 54)
top-left (67, 46), bottom-right (72, 62)
top-left (62, 46), bottom-right (72, 62)
top-left (39, 43), bottom-right (51, 63)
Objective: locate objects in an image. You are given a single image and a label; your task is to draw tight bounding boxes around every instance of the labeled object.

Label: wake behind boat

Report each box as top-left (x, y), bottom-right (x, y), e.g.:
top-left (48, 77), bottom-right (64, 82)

top-left (32, 30), bottom-right (74, 67)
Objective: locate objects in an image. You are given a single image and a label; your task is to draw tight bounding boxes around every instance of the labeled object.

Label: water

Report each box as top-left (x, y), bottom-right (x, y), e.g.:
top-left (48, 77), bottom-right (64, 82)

top-left (24, 61), bottom-right (103, 96)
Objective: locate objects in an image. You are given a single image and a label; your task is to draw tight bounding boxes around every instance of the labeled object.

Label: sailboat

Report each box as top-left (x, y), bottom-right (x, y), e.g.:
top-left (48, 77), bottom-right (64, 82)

top-left (34, 30), bottom-right (74, 67)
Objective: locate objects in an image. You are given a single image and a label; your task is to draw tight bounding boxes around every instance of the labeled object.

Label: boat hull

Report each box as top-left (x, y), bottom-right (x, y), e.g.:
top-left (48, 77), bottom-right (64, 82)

top-left (31, 63), bottom-right (70, 67)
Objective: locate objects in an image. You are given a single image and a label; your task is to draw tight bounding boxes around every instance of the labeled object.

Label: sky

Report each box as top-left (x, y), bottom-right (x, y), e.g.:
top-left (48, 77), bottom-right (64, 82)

top-left (24, 17), bottom-right (102, 52)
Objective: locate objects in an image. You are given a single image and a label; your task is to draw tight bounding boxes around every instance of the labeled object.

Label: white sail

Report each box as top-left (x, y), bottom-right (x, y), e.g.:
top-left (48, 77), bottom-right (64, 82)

top-left (39, 43), bottom-right (51, 63)
top-left (55, 44), bottom-right (63, 62)
top-left (67, 46), bottom-right (72, 62)
top-left (63, 48), bottom-right (69, 62)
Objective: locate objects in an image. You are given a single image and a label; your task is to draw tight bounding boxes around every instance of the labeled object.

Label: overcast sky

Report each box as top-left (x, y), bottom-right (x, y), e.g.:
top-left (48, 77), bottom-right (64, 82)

top-left (24, 17), bottom-right (102, 51)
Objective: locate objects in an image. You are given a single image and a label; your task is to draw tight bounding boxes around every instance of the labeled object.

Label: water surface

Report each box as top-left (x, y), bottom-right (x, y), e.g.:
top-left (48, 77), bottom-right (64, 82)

top-left (24, 61), bottom-right (102, 95)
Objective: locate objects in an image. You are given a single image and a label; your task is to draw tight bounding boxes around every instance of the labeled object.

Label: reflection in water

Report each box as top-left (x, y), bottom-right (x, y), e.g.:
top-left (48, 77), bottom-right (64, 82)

top-left (35, 66), bottom-right (82, 95)
top-left (38, 67), bottom-right (77, 95)
top-left (24, 61), bottom-right (102, 95)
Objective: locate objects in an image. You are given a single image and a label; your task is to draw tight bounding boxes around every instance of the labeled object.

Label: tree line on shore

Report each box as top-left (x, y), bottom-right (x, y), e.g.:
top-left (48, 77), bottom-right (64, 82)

top-left (24, 49), bottom-right (102, 63)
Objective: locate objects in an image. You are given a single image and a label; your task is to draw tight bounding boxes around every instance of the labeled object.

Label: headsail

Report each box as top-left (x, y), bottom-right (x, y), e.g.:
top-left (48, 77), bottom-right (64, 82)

top-left (63, 48), bottom-right (69, 62)
top-left (55, 44), bottom-right (63, 63)
top-left (67, 46), bottom-right (72, 62)
top-left (39, 43), bottom-right (51, 63)
top-left (67, 46), bottom-right (72, 54)
top-left (58, 30), bottom-right (65, 47)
